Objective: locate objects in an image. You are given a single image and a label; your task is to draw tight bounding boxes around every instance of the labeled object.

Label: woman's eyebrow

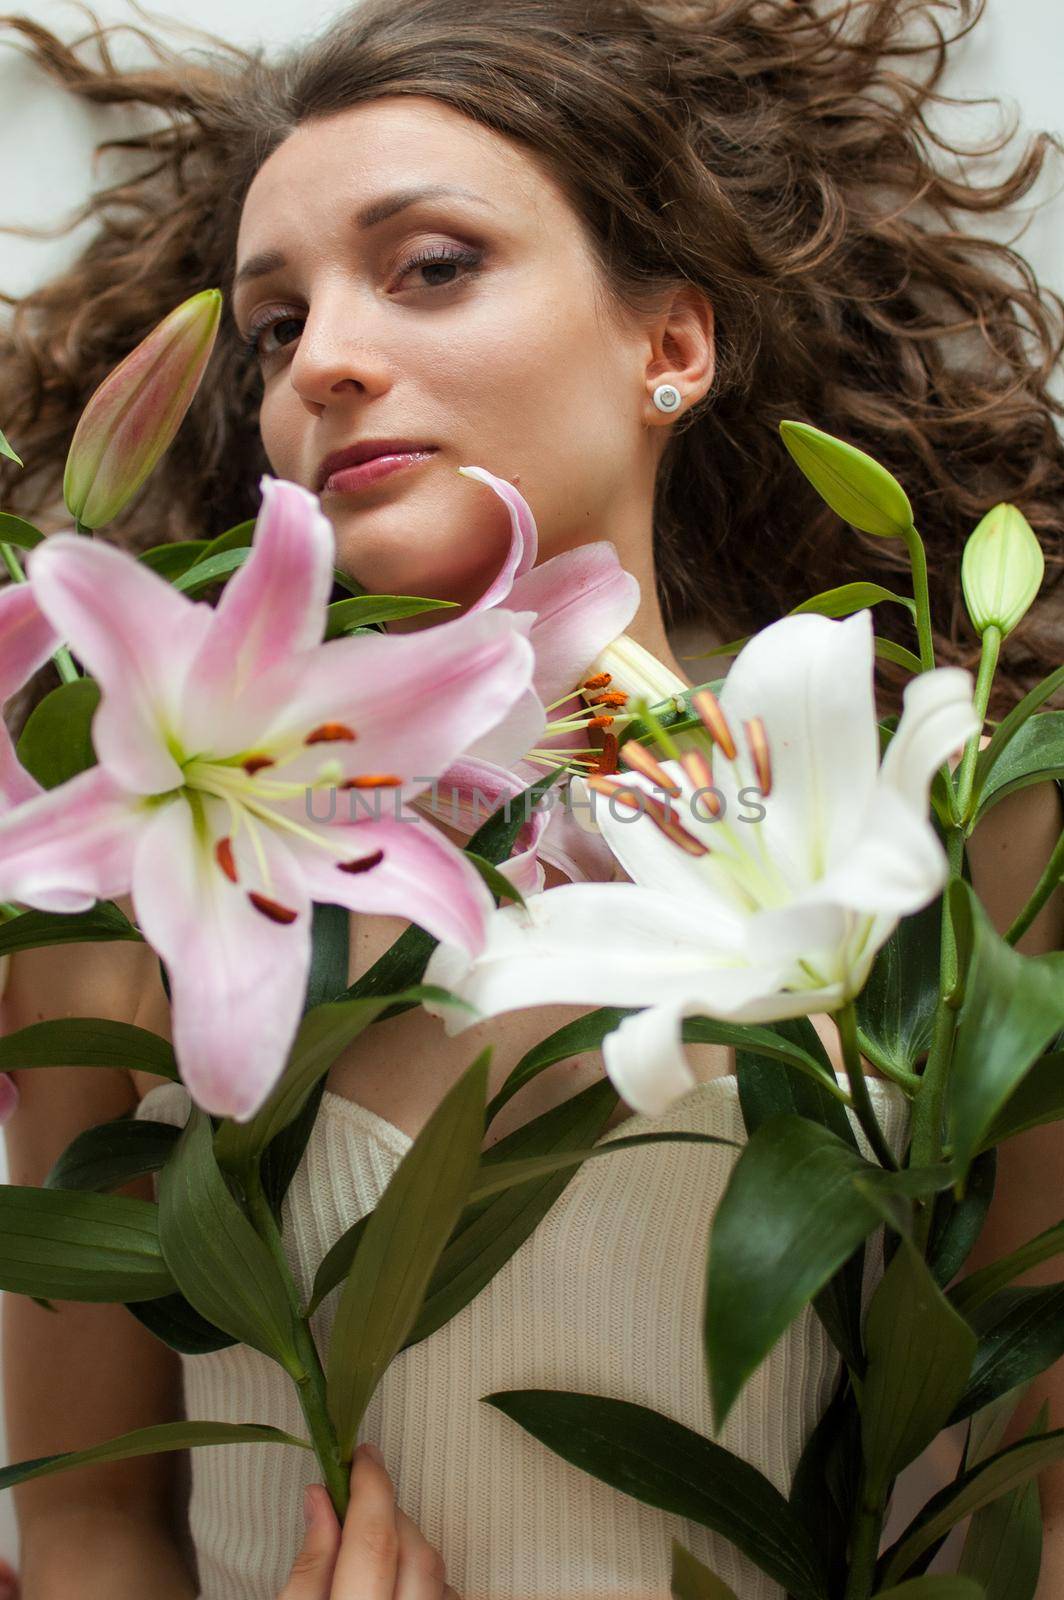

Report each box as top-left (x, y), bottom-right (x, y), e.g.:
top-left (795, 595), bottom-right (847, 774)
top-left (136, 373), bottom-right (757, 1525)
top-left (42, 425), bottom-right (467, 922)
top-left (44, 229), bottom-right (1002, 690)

top-left (233, 183), bottom-right (497, 290)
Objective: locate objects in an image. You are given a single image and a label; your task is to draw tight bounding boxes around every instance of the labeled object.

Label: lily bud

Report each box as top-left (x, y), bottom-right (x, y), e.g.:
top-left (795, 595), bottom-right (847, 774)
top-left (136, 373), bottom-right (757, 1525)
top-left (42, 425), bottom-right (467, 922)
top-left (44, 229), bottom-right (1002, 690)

top-left (63, 289), bottom-right (221, 529)
top-left (779, 420), bottom-right (914, 539)
top-left (584, 633), bottom-right (687, 710)
top-left (961, 502), bottom-right (1044, 637)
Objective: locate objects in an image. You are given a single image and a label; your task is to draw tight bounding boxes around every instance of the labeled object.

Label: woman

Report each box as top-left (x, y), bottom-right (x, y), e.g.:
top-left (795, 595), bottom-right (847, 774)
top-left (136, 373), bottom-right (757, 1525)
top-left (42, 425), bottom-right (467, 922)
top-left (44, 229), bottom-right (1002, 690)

top-left (1, 1), bottom-right (1063, 1596)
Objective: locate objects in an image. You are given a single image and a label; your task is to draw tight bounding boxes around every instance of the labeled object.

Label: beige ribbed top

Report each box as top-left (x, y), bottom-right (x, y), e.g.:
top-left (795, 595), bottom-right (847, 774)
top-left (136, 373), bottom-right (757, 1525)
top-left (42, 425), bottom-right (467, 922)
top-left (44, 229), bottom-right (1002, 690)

top-left (135, 1069), bottom-right (911, 1600)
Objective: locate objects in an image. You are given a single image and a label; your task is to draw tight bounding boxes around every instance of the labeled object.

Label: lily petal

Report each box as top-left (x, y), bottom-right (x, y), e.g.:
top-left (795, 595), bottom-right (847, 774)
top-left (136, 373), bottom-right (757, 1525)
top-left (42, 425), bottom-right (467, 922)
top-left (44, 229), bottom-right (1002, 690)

top-left (422, 882), bottom-right (747, 1029)
top-left (601, 998), bottom-right (706, 1116)
top-left (0, 582), bottom-right (62, 807)
top-left (460, 465), bottom-right (538, 611)
top-left (26, 534), bottom-right (211, 793)
top-left (508, 543), bottom-right (641, 707)
top-left (131, 795), bottom-right (311, 1121)
top-left (715, 609), bottom-right (881, 882)
top-left (879, 665), bottom-right (979, 813)
top-left (0, 764), bottom-right (148, 912)
top-left (284, 812), bottom-right (496, 957)
top-left (178, 476), bottom-right (336, 752)
top-left (241, 607), bottom-right (541, 787)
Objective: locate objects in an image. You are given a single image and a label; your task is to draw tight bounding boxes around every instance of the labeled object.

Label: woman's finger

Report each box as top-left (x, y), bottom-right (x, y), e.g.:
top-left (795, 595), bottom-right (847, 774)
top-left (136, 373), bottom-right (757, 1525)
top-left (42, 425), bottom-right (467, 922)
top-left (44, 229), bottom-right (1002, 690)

top-left (333, 1444), bottom-right (400, 1598)
top-left (276, 1482), bottom-right (340, 1599)
top-left (393, 1503), bottom-right (449, 1599)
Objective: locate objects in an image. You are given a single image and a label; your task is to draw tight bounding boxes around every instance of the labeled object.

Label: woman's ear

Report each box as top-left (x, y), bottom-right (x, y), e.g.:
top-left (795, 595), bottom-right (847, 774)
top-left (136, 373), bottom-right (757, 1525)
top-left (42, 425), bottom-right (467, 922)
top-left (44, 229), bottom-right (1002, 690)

top-left (645, 286), bottom-right (716, 406)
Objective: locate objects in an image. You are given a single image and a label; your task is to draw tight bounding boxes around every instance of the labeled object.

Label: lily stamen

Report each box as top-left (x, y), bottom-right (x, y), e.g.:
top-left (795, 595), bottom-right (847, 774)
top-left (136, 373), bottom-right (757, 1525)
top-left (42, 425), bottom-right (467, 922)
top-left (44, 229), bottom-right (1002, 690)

top-left (618, 739), bottom-right (682, 796)
top-left (691, 688), bottom-right (737, 760)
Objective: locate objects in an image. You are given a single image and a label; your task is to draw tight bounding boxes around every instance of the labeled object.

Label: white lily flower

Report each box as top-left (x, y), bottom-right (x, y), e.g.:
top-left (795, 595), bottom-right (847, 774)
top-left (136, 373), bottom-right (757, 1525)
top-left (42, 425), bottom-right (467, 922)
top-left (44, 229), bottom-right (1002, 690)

top-left (423, 609), bottom-right (979, 1116)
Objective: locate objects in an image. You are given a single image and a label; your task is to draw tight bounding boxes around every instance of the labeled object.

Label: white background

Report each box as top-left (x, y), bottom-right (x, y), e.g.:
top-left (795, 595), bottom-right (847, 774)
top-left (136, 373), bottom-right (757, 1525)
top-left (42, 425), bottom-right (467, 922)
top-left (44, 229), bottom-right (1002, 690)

top-left (0, 0), bottom-right (1061, 1574)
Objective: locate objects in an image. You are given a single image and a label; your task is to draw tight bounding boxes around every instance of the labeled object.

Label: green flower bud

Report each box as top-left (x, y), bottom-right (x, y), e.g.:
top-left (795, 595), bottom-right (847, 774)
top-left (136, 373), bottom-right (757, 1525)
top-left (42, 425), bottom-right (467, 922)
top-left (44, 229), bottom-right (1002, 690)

top-left (63, 289), bottom-right (221, 529)
top-left (779, 420), bottom-right (914, 539)
top-left (961, 502), bottom-right (1044, 636)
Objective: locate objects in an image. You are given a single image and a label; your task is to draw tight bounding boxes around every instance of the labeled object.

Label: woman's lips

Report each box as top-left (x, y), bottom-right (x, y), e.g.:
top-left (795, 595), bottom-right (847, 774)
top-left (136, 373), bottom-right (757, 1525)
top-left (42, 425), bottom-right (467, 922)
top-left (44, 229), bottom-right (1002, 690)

top-left (321, 449), bottom-right (437, 495)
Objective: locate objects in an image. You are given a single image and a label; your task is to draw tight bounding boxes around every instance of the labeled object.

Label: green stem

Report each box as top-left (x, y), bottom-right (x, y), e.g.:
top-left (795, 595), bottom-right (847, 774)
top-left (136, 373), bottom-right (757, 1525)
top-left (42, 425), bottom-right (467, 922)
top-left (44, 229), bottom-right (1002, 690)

top-left (1, 540), bottom-right (80, 683)
top-left (244, 1168), bottom-right (351, 1519)
top-left (843, 1465), bottom-right (886, 1600)
top-left (902, 522), bottom-right (935, 672)
top-left (1004, 818), bottom-right (1064, 946)
top-left (954, 624), bottom-right (1001, 825)
top-left (910, 826), bottom-right (967, 1249)
top-left (834, 1001), bottom-right (898, 1170)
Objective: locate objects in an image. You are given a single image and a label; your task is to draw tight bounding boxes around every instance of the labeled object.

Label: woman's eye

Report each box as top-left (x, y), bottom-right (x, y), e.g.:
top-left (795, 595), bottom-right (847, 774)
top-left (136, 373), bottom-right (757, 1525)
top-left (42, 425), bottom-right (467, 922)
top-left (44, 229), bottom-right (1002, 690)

top-left (242, 244), bottom-right (481, 362)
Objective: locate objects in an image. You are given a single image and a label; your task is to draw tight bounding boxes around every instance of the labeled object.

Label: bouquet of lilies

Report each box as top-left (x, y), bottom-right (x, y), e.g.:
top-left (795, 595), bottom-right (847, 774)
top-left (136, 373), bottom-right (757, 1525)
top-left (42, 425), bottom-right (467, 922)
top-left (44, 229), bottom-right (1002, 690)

top-left (0, 290), bottom-right (1061, 1600)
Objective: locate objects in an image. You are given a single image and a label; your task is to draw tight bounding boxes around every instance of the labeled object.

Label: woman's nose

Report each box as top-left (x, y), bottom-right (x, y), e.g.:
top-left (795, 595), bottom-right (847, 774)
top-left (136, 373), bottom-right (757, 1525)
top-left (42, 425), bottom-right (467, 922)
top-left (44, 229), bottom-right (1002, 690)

top-left (289, 299), bottom-right (392, 409)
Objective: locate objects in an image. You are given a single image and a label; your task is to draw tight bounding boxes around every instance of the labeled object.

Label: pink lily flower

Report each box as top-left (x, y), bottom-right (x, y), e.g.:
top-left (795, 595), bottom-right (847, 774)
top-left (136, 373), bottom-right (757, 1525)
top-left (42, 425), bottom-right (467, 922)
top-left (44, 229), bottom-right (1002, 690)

top-left (0, 579), bottom-right (71, 1121)
top-left (0, 475), bottom-right (540, 1121)
top-left (416, 466), bottom-right (641, 893)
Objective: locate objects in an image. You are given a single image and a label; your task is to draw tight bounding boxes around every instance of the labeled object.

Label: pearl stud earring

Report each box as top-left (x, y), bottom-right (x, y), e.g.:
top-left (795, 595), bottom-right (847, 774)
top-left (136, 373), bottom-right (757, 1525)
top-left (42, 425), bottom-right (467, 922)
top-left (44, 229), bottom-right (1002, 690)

top-left (652, 383), bottom-right (682, 414)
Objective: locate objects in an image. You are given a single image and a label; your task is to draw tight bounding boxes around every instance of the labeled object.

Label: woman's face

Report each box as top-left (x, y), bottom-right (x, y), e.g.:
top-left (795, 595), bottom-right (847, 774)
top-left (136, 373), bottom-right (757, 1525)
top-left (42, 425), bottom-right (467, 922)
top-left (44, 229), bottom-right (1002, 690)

top-left (232, 96), bottom-right (701, 615)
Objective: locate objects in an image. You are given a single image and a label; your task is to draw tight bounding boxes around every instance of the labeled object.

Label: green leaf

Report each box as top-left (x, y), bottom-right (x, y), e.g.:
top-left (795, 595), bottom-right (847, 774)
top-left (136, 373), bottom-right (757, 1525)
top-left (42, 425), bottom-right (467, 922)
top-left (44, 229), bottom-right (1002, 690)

top-left (0, 512), bottom-right (43, 550)
top-left (0, 1018), bottom-right (177, 1079)
top-left (15, 678), bottom-right (100, 787)
top-left (859, 1234), bottom-right (977, 1495)
top-left (257, 900), bottom-right (351, 1223)
top-left (788, 1373), bottom-right (862, 1591)
top-left (464, 849), bottom-right (527, 909)
top-left (196, 518), bottom-right (256, 560)
top-left (950, 1217), bottom-right (1064, 1318)
top-left (946, 880), bottom-right (1064, 1175)
top-left (856, 897), bottom-right (942, 1079)
top-left (137, 540), bottom-right (210, 580)
top-left (43, 1114), bottom-right (180, 1191)
top-left (925, 1146), bottom-right (996, 1289)
top-left (306, 1074), bottom-right (619, 1321)
top-left (946, 1284), bottom-right (1064, 1425)
top-left (323, 593), bottom-right (460, 638)
top-left (670, 1540), bottom-right (739, 1599)
top-left (0, 1185), bottom-right (173, 1301)
top-left (877, 1427), bottom-right (1064, 1585)
top-left (778, 421), bottom-right (914, 538)
top-left (0, 901), bottom-right (140, 957)
top-left (958, 1400), bottom-right (1046, 1599)
top-left (971, 710), bottom-right (1064, 825)
top-left (326, 1046), bottom-right (492, 1454)
top-left (704, 1115), bottom-right (953, 1431)
top-left (969, 666), bottom-right (1064, 817)
top-left (214, 985), bottom-right (471, 1172)
top-left (487, 1008), bottom-right (840, 1131)
top-left (735, 1016), bottom-right (870, 1375)
top-left (790, 581), bottom-right (917, 620)
top-left (874, 1580), bottom-right (985, 1598)
top-left (875, 637), bottom-right (926, 677)
top-left (0, 1418), bottom-right (311, 1493)
top-left (0, 425), bottom-right (23, 467)
top-left (126, 1289), bottom-right (237, 1356)
top-left (157, 1101), bottom-right (303, 1377)
top-left (980, 1051), bottom-right (1064, 1149)
top-left (483, 1390), bottom-right (830, 1600)
top-left (171, 546), bottom-right (250, 593)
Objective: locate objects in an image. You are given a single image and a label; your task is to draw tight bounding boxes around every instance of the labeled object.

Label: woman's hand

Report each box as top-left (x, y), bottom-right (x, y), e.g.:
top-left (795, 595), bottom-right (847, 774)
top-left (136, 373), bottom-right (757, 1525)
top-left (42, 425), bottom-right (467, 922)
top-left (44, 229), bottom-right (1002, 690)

top-left (279, 1442), bottom-right (461, 1599)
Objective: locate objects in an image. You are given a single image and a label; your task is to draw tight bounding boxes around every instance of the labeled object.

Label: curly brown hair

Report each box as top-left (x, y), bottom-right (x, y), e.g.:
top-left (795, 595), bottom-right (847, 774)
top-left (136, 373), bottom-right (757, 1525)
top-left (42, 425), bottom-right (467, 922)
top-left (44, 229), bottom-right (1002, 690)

top-left (2, 0), bottom-right (1062, 738)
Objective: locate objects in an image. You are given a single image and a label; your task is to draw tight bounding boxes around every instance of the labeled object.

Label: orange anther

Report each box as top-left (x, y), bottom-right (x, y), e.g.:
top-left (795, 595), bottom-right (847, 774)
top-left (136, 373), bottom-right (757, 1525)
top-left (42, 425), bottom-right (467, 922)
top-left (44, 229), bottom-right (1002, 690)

top-left (690, 689), bottom-right (736, 760)
top-left (215, 836), bottom-right (238, 883)
top-left (305, 722), bottom-right (358, 744)
top-left (340, 774), bottom-right (403, 788)
top-left (337, 849), bottom-right (385, 874)
top-left (247, 891), bottom-right (298, 924)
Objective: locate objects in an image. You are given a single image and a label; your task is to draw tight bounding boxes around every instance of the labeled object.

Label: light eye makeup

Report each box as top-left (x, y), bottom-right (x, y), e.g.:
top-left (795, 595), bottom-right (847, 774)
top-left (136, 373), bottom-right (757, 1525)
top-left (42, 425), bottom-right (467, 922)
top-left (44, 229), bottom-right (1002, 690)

top-left (237, 239), bottom-right (485, 362)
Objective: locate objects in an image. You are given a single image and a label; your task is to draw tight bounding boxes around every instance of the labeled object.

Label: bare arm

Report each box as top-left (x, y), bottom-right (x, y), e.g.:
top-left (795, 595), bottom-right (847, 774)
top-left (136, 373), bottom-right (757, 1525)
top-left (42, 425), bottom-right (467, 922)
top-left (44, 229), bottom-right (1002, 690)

top-left (955, 770), bottom-right (1064, 1590)
top-left (1, 893), bottom-right (196, 1598)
